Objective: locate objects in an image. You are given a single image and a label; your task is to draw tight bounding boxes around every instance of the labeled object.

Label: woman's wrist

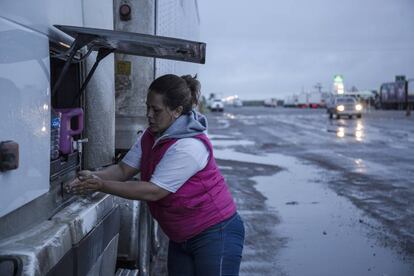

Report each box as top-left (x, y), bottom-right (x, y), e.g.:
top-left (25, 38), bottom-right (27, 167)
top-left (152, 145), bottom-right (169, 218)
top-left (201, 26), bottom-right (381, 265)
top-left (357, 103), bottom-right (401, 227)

top-left (99, 179), bottom-right (106, 192)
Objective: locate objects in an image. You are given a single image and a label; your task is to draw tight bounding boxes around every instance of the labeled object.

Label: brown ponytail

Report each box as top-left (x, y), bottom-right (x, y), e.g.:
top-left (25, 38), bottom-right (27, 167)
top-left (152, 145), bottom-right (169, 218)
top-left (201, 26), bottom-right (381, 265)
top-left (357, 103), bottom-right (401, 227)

top-left (181, 74), bottom-right (201, 108)
top-left (148, 74), bottom-right (201, 114)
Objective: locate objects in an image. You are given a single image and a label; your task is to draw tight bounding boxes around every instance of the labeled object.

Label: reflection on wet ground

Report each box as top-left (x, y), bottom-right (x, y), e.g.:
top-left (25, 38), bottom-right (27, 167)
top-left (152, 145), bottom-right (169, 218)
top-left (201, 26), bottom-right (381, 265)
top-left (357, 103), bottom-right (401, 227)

top-left (212, 144), bottom-right (414, 275)
top-left (208, 108), bottom-right (414, 276)
top-left (326, 119), bottom-right (365, 141)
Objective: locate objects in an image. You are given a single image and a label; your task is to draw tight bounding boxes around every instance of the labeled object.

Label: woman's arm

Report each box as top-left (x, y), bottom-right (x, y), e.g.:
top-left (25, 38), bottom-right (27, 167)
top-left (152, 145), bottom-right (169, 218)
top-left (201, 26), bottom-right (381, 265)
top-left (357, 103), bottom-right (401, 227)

top-left (93, 161), bottom-right (139, 181)
top-left (65, 162), bottom-right (139, 193)
top-left (72, 177), bottom-right (170, 201)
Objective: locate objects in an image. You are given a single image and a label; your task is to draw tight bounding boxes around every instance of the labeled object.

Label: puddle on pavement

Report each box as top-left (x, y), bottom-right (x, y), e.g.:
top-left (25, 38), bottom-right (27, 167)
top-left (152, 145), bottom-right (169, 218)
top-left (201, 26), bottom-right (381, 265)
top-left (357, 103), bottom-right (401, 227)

top-left (211, 139), bottom-right (255, 147)
top-left (209, 134), bottom-right (234, 139)
top-left (213, 144), bottom-right (414, 276)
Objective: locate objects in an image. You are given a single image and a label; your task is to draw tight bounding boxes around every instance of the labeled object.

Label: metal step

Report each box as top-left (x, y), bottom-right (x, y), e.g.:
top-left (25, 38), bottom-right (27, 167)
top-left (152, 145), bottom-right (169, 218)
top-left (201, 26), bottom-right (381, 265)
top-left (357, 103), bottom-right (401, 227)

top-left (115, 268), bottom-right (139, 276)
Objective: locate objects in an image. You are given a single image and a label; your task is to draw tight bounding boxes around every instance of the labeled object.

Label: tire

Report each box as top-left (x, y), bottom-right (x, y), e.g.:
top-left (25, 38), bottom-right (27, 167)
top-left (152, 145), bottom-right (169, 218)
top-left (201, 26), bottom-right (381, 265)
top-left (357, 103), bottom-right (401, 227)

top-left (329, 113), bottom-right (333, 119)
top-left (357, 114), bottom-right (362, 118)
top-left (348, 115), bottom-right (353, 119)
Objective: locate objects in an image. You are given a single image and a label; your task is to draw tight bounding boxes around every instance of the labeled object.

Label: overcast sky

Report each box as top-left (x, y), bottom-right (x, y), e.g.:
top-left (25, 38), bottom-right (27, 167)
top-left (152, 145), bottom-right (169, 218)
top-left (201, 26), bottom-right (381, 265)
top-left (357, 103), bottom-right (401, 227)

top-left (197, 0), bottom-right (414, 100)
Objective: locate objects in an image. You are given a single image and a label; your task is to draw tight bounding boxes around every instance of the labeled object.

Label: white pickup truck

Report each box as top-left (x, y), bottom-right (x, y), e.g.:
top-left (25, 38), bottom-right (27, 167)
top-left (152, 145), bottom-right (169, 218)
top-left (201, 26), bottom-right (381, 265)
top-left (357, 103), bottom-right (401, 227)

top-left (209, 99), bottom-right (224, 112)
top-left (327, 96), bottom-right (363, 119)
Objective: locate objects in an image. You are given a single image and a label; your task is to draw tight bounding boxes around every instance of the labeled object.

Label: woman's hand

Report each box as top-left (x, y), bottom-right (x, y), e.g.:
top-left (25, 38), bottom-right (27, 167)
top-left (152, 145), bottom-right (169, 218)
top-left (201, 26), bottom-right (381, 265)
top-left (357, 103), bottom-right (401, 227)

top-left (64, 170), bottom-right (102, 194)
top-left (72, 177), bottom-right (103, 194)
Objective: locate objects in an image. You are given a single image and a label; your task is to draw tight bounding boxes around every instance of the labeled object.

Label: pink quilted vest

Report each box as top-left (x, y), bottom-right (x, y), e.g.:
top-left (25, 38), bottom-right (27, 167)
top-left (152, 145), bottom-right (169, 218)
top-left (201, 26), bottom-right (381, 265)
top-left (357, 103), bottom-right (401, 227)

top-left (140, 130), bottom-right (236, 242)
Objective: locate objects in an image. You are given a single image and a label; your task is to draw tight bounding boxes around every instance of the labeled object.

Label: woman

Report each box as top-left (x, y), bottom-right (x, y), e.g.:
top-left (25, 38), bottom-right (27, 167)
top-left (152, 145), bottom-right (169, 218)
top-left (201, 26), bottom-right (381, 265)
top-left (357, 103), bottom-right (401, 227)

top-left (70, 74), bottom-right (245, 275)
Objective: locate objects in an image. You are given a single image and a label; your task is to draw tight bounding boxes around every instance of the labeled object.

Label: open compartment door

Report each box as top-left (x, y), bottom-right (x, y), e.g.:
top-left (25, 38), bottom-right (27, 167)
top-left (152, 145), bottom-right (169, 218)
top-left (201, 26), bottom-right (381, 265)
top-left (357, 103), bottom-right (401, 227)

top-left (52, 24), bottom-right (206, 99)
top-left (54, 24), bottom-right (206, 63)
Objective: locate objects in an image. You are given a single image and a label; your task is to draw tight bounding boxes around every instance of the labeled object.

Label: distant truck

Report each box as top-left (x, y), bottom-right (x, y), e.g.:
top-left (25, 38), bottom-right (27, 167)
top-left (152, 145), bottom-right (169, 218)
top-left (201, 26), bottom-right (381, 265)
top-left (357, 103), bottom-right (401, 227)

top-left (284, 92), bottom-right (328, 108)
top-left (209, 99), bottom-right (224, 112)
top-left (308, 92), bottom-right (328, 108)
top-left (379, 79), bottom-right (414, 109)
top-left (264, 98), bottom-right (278, 107)
top-left (233, 99), bottom-right (243, 107)
top-left (283, 95), bottom-right (298, 107)
top-left (296, 93), bottom-right (309, 108)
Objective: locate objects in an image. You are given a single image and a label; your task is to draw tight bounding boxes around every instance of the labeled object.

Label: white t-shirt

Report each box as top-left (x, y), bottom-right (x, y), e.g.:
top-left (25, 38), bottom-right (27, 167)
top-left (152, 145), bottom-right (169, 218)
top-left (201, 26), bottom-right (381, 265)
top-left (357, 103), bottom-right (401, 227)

top-left (122, 134), bottom-right (210, 193)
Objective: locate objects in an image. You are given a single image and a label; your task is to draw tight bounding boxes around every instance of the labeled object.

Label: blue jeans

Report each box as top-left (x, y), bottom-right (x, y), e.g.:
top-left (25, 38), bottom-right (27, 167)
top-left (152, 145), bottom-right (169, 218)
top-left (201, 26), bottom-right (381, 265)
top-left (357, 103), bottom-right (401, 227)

top-left (167, 213), bottom-right (245, 276)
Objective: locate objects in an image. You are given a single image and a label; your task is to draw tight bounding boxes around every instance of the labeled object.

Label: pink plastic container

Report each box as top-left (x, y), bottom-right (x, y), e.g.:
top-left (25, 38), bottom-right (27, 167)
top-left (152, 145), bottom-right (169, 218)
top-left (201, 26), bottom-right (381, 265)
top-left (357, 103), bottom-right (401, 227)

top-left (55, 108), bottom-right (84, 154)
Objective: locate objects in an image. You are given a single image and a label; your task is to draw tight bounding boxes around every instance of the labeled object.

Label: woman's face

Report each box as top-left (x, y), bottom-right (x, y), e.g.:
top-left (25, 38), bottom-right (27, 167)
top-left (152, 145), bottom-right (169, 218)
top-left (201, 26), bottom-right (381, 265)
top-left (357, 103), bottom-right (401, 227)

top-left (146, 91), bottom-right (182, 135)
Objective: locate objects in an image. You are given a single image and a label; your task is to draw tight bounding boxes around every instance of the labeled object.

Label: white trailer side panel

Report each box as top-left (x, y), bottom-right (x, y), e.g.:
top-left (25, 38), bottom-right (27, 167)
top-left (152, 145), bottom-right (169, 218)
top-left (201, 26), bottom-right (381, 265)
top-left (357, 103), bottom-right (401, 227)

top-left (0, 0), bottom-right (83, 40)
top-left (81, 0), bottom-right (115, 169)
top-left (156, 0), bottom-right (201, 77)
top-left (0, 17), bottom-right (50, 217)
top-left (0, 0), bottom-right (115, 214)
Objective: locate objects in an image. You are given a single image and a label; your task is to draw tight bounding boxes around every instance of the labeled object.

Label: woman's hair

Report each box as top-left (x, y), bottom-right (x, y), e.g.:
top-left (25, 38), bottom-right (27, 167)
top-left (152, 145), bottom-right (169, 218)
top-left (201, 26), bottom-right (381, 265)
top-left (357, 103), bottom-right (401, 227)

top-left (148, 74), bottom-right (201, 114)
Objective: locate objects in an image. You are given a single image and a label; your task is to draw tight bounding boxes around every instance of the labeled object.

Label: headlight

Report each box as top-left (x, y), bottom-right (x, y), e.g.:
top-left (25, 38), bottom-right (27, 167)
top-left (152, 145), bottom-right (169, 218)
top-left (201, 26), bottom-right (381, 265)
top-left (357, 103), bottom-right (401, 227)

top-left (336, 105), bottom-right (345, 112)
top-left (355, 104), bottom-right (362, 111)
top-left (337, 127), bottom-right (345, 138)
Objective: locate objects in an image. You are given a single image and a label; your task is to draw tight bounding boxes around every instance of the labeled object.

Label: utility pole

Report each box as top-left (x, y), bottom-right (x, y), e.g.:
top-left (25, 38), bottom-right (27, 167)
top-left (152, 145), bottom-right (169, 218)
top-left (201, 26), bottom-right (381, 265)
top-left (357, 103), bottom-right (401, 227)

top-left (314, 82), bottom-right (322, 93)
top-left (405, 79), bottom-right (411, 116)
top-left (396, 75), bottom-right (410, 116)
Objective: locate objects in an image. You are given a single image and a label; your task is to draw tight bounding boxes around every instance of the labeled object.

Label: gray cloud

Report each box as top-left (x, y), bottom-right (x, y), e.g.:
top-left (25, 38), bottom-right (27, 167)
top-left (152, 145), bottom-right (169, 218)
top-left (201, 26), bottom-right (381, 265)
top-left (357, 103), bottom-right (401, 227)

top-left (198, 0), bottom-right (414, 99)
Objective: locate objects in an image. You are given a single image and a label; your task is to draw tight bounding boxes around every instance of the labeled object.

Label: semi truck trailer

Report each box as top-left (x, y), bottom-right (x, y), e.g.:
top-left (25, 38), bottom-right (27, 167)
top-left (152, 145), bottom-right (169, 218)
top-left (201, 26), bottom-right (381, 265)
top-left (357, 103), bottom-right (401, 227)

top-left (0, 1), bottom-right (204, 275)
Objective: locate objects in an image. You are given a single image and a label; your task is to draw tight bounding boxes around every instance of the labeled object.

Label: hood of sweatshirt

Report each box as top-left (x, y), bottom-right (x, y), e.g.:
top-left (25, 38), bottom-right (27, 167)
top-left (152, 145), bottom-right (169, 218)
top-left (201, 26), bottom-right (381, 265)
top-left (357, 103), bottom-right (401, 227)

top-left (153, 110), bottom-right (207, 146)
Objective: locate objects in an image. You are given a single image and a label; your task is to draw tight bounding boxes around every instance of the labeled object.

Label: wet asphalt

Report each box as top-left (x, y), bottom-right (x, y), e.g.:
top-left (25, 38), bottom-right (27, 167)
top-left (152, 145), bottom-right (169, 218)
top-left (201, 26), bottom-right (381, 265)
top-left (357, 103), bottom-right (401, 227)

top-left (206, 106), bottom-right (414, 276)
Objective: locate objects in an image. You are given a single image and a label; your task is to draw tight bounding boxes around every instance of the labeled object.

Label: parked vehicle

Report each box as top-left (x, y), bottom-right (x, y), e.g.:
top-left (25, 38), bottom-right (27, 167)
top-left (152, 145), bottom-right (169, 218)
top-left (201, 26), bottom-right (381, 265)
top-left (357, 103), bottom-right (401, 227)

top-left (283, 92), bottom-right (328, 108)
top-left (308, 92), bottom-right (328, 108)
top-left (0, 1), bottom-right (204, 275)
top-left (379, 79), bottom-right (414, 109)
top-left (209, 99), bottom-right (224, 112)
top-left (296, 93), bottom-right (309, 108)
top-left (233, 99), bottom-right (243, 107)
top-left (283, 95), bottom-right (298, 107)
top-left (264, 98), bottom-right (277, 107)
top-left (327, 96), bottom-right (363, 119)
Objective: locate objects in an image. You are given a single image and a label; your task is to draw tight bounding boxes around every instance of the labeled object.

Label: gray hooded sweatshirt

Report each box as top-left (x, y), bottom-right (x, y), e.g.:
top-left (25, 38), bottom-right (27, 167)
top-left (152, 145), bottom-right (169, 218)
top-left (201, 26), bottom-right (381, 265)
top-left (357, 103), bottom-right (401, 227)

top-left (123, 110), bottom-right (209, 168)
top-left (153, 110), bottom-right (208, 147)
